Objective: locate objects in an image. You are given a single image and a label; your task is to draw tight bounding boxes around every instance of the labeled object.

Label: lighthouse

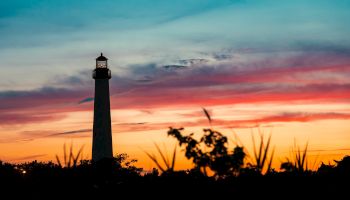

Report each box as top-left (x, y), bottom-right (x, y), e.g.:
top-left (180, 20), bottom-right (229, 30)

top-left (92, 53), bottom-right (113, 161)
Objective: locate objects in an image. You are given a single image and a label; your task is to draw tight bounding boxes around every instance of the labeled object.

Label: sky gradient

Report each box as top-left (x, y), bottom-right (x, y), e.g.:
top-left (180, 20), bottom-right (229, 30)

top-left (1, 0), bottom-right (350, 170)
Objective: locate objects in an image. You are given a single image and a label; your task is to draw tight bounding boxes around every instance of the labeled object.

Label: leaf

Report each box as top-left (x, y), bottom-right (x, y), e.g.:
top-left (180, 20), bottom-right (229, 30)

top-left (261, 134), bottom-right (272, 171)
top-left (154, 143), bottom-right (170, 169)
top-left (144, 151), bottom-right (165, 172)
top-left (171, 145), bottom-right (177, 170)
top-left (67, 143), bottom-right (73, 168)
top-left (202, 107), bottom-right (212, 124)
top-left (73, 145), bottom-right (85, 167)
top-left (301, 142), bottom-right (308, 170)
top-left (55, 155), bottom-right (62, 168)
top-left (267, 147), bottom-right (275, 173)
top-left (63, 143), bottom-right (67, 167)
top-left (257, 135), bottom-right (264, 169)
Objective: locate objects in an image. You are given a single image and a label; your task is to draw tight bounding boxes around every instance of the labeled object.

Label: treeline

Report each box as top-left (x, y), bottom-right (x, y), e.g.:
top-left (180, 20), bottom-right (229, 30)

top-left (1, 127), bottom-right (350, 199)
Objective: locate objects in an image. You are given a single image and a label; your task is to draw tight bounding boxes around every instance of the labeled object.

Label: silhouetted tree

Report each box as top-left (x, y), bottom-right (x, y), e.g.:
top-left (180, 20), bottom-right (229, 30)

top-left (168, 127), bottom-right (245, 178)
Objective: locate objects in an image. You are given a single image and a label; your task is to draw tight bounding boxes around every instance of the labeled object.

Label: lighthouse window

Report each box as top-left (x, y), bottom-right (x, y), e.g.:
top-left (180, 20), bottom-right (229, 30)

top-left (97, 61), bottom-right (107, 68)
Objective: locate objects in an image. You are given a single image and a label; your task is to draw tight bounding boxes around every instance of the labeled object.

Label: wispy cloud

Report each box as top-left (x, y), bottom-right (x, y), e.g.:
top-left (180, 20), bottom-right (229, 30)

top-left (0, 128), bottom-right (93, 143)
top-left (111, 111), bottom-right (350, 134)
top-left (7, 154), bottom-right (47, 162)
top-left (0, 51), bottom-right (349, 125)
top-left (47, 129), bottom-right (92, 137)
top-left (78, 97), bottom-right (94, 104)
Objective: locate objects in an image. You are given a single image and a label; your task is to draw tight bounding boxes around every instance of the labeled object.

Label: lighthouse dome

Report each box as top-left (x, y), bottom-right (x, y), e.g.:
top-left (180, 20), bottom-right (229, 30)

top-left (96, 53), bottom-right (108, 61)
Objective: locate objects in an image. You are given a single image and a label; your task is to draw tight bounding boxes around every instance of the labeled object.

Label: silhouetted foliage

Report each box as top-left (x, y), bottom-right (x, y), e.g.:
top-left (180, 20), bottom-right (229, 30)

top-left (1, 130), bottom-right (350, 199)
top-left (168, 127), bottom-right (245, 178)
top-left (334, 155), bottom-right (350, 175)
top-left (317, 156), bottom-right (350, 177)
top-left (55, 143), bottom-right (84, 168)
top-left (245, 133), bottom-right (275, 175)
top-left (144, 143), bottom-right (177, 173)
top-left (280, 142), bottom-right (310, 174)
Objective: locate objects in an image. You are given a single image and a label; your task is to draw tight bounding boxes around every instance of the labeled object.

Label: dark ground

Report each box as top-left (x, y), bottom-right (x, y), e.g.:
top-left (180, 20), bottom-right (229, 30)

top-left (1, 159), bottom-right (349, 200)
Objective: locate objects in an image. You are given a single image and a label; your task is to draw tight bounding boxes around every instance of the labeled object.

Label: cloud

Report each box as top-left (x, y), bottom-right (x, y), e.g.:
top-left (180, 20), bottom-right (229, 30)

top-left (212, 53), bottom-right (234, 61)
top-left (78, 97), bottom-right (94, 104)
top-left (4, 128), bottom-right (93, 143)
top-left (106, 51), bottom-right (350, 108)
top-left (8, 154), bottom-right (47, 162)
top-left (163, 65), bottom-right (187, 70)
top-left (111, 111), bottom-right (350, 133)
top-left (48, 129), bottom-right (92, 137)
top-left (0, 112), bottom-right (66, 125)
top-left (238, 112), bottom-right (350, 124)
top-left (0, 51), bottom-right (349, 126)
top-left (292, 41), bottom-right (350, 56)
top-left (178, 59), bottom-right (210, 66)
top-left (115, 122), bottom-right (147, 125)
top-left (0, 87), bottom-right (89, 110)
top-left (0, 84), bottom-right (95, 125)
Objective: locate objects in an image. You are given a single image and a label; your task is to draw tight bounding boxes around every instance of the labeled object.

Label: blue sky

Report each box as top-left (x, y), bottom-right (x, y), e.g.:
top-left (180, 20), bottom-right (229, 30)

top-left (1, 0), bottom-right (350, 91)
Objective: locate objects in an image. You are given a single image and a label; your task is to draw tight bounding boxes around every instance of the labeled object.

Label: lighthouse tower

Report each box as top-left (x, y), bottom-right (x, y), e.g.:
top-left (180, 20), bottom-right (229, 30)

top-left (92, 53), bottom-right (113, 161)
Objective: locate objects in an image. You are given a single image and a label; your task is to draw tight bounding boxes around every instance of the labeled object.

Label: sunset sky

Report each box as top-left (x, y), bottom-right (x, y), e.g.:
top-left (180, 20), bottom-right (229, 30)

top-left (1, 0), bottom-right (350, 170)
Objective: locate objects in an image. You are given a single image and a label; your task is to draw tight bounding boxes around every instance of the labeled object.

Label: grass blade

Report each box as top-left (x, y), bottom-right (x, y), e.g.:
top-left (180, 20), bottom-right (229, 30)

top-left (144, 151), bottom-right (165, 172)
top-left (154, 143), bottom-right (170, 169)
top-left (63, 143), bottom-right (67, 167)
top-left (257, 135), bottom-right (264, 169)
top-left (67, 143), bottom-right (73, 168)
top-left (260, 134), bottom-right (272, 172)
top-left (73, 145), bottom-right (85, 167)
top-left (267, 147), bottom-right (275, 173)
top-left (171, 145), bottom-right (177, 170)
top-left (301, 143), bottom-right (308, 171)
top-left (202, 107), bottom-right (212, 124)
top-left (55, 155), bottom-right (62, 168)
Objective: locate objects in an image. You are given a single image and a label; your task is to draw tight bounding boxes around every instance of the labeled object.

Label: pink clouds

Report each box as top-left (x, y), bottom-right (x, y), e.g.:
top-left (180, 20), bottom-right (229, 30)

top-left (108, 83), bottom-right (350, 109)
top-left (0, 51), bottom-right (349, 126)
top-left (232, 112), bottom-right (350, 125)
top-left (0, 112), bottom-right (66, 125)
top-left (111, 112), bottom-right (350, 134)
top-left (0, 87), bottom-right (93, 125)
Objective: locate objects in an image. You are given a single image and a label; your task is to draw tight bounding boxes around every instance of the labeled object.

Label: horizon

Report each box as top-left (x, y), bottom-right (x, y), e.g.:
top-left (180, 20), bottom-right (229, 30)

top-left (0, 0), bottom-right (350, 171)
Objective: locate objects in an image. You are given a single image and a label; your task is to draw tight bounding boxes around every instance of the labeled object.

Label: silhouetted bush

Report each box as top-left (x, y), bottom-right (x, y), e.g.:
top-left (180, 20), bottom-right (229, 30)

top-left (168, 127), bottom-right (245, 178)
top-left (1, 132), bottom-right (350, 199)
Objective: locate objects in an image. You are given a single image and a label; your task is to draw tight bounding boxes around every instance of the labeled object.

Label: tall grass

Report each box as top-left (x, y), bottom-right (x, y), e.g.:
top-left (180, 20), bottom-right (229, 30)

top-left (293, 142), bottom-right (309, 172)
top-left (55, 143), bottom-right (84, 168)
top-left (144, 143), bottom-right (177, 173)
top-left (281, 141), bottom-right (310, 173)
top-left (247, 130), bottom-right (275, 174)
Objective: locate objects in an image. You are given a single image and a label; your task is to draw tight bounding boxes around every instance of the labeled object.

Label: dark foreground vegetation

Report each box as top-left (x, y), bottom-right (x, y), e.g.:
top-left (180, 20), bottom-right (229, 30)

top-left (1, 127), bottom-right (350, 199)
